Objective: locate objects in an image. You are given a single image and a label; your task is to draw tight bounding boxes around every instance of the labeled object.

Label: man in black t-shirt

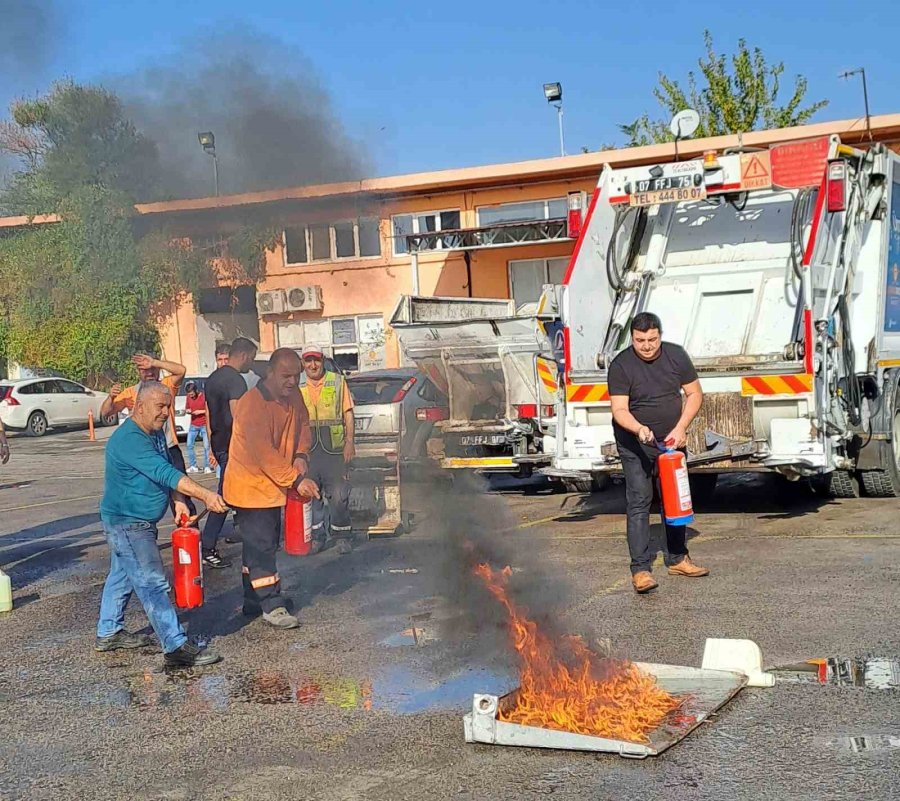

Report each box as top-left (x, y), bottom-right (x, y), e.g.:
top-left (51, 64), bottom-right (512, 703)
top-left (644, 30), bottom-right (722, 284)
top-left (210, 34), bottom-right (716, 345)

top-left (607, 312), bottom-right (708, 594)
top-left (201, 337), bottom-right (258, 567)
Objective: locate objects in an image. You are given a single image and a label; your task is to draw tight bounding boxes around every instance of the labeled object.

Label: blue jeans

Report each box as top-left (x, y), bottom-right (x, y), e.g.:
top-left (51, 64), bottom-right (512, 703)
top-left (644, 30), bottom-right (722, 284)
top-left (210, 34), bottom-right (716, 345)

top-left (186, 424), bottom-right (210, 469)
top-left (97, 521), bottom-right (187, 653)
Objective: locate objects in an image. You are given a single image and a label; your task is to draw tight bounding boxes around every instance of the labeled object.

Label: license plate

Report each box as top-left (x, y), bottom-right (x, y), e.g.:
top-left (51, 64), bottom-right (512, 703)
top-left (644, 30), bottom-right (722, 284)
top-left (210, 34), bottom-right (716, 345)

top-left (630, 185), bottom-right (706, 207)
top-left (459, 434), bottom-right (505, 446)
top-left (355, 418), bottom-right (370, 432)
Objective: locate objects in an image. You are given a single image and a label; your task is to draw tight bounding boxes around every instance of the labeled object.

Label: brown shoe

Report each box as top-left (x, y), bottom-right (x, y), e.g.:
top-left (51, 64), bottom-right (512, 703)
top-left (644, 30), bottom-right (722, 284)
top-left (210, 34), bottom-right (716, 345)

top-left (632, 571), bottom-right (659, 594)
top-left (668, 556), bottom-right (709, 577)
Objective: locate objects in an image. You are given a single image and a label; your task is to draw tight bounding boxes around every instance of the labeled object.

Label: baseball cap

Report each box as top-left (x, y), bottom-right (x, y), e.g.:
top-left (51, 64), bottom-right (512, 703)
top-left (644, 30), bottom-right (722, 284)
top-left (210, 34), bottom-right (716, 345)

top-left (300, 344), bottom-right (323, 359)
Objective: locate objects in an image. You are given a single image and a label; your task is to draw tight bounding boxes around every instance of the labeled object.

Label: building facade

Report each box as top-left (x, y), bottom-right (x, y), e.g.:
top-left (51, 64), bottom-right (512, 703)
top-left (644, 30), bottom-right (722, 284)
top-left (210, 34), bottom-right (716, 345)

top-left (5, 114), bottom-right (900, 377)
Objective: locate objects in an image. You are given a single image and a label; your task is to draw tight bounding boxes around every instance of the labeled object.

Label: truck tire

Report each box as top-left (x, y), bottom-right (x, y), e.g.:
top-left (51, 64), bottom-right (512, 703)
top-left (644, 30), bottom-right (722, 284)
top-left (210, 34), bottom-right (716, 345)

top-left (859, 470), bottom-right (900, 497)
top-left (858, 384), bottom-right (900, 497)
top-left (811, 469), bottom-right (859, 499)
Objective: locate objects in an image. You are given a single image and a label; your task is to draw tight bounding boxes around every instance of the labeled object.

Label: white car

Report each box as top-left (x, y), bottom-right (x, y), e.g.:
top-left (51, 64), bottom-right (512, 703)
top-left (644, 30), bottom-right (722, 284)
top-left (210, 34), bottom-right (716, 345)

top-left (0, 378), bottom-right (116, 437)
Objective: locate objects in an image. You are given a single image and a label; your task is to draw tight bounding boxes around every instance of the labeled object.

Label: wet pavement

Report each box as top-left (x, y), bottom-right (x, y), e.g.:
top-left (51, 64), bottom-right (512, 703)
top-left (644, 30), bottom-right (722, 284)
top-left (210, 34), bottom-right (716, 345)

top-left (2, 429), bottom-right (900, 799)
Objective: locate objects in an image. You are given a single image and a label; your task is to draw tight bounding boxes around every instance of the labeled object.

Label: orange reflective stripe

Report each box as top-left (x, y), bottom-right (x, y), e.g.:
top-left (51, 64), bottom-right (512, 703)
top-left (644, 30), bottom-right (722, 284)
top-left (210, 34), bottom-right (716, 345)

top-left (565, 384), bottom-right (610, 402)
top-left (741, 374), bottom-right (813, 396)
top-left (536, 359), bottom-right (558, 391)
top-left (250, 573), bottom-right (279, 589)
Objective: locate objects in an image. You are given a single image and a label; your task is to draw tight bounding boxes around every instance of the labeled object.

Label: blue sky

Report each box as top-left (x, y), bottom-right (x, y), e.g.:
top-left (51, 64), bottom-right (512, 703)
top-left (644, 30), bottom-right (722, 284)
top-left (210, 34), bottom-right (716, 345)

top-left (5, 0), bottom-right (899, 178)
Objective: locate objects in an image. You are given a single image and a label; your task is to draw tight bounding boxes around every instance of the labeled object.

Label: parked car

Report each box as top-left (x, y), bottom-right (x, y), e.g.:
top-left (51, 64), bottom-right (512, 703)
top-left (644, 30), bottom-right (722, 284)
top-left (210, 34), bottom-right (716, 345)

top-left (0, 378), bottom-right (116, 437)
top-left (347, 368), bottom-right (447, 464)
top-left (173, 376), bottom-right (207, 440)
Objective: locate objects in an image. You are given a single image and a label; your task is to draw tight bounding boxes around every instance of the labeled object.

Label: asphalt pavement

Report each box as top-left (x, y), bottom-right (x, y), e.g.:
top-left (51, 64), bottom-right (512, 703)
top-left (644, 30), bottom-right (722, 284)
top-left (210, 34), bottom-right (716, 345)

top-left (2, 427), bottom-right (900, 800)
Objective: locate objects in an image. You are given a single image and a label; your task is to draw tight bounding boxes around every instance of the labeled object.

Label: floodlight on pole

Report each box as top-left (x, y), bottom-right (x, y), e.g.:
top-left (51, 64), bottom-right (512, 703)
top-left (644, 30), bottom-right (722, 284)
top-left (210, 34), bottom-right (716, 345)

top-left (543, 82), bottom-right (565, 157)
top-left (838, 67), bottom-right (872, 141)
top-left (197, 131), bottom-right (219, 196)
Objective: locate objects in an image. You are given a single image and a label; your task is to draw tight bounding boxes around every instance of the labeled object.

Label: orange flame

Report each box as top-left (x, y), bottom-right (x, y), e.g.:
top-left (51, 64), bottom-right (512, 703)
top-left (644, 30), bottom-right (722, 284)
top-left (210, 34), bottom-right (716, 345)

top-left (474, 563), bottom-right (681, 743)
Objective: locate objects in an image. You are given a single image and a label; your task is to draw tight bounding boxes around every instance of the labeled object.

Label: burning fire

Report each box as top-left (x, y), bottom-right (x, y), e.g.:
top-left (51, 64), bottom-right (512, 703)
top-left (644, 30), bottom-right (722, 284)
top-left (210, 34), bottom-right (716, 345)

top-left (474, 563), bottom-right (681, 743)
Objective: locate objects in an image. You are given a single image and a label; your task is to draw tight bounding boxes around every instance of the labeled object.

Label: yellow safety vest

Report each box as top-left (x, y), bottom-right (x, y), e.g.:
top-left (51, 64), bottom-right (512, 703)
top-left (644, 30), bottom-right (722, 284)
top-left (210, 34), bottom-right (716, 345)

top-left (300, 371), bottom-right (345, 453)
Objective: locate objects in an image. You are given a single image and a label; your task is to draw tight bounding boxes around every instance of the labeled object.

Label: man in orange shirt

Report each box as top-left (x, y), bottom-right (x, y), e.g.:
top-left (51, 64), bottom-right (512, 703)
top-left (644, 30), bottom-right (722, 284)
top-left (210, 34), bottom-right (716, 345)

top-left (224, 349), bottom-right (319, 629)
top-left (100, 353), bottom-right (194, 516)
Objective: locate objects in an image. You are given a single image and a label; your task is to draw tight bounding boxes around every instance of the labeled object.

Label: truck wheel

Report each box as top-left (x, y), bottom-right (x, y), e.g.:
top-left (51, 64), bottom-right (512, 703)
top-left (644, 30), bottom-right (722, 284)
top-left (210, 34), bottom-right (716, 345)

top-left (858, 396), bottom-right (900, 497)
top-left (562, 478), bottom-right (593, 493)
top-left (26, 411), bottom-right (48, 437)
top-left (811, 469), bottom-right (858, 499)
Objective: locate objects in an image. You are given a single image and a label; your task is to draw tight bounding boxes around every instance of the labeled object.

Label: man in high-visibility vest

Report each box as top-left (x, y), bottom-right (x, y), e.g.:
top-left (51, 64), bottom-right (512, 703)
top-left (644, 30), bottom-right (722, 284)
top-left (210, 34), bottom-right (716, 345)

top-left (299, 345), bottom-right (355, 554)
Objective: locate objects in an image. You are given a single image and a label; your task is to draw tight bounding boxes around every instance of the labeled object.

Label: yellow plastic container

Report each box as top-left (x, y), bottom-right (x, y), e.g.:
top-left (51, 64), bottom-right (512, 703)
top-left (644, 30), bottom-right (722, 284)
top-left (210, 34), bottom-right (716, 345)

top-left (0, 569), bottom-right (12, 613)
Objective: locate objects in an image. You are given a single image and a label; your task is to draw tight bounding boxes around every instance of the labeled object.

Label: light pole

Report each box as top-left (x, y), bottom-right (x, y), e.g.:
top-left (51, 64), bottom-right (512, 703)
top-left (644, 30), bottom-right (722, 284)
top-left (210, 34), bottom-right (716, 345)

top-left (839, 68), bottom-right (872, 141)
top-left (543, 82), bottom-right (565, 157)
top-left (197, 131), bottom-right (219, 196)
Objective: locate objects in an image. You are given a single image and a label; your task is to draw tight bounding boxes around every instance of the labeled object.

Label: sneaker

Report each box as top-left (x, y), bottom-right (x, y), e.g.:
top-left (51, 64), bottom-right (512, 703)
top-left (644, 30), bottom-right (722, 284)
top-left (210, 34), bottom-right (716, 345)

top-left (187, 465), bottom-right (200, 473)
top-left (262, 607), bottom-right (300, 629)
top-left (202, 548), bottom-right (232, 569)
top-left (203, 467), bottom-right (214, 474)
top-left (164, 641), bottom-right (223, 667)
top-left (95, 630), bottom-right (154, 652)
top-left (336, 538), bottom-right (353, 555)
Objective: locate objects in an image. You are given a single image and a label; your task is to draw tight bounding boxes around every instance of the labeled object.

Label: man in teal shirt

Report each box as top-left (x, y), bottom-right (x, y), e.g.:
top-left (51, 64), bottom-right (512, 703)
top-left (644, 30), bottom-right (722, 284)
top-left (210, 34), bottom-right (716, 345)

top-left (97, 381), bottom-right (228, 668)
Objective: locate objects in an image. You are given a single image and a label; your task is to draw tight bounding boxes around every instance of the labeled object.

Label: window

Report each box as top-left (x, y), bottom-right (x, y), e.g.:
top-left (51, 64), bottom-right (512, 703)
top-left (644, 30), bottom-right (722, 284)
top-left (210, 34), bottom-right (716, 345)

top-left (283, 218), bottom-right (382, 264)
top-left (392, 209), bottom-right (461, 254)
top-left (275, 314), bottom-right (386, 374)
top-left (508, 257), bottom-right (569, 307)
top-left (477, 198), bottom-right (567, 227)
top-left (58, 380), bottom-right (86, 394)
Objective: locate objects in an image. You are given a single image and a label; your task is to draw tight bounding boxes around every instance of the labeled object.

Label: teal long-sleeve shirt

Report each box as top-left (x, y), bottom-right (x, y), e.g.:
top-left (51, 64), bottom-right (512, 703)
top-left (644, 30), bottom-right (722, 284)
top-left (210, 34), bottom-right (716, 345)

top-left (100, 418), bottom-right (184, 525)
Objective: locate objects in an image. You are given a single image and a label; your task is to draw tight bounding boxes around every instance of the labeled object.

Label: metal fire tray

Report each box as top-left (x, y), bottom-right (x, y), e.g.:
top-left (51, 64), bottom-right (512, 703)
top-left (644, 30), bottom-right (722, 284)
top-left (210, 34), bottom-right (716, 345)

top-left (463, 662), bottom-right (747, 758)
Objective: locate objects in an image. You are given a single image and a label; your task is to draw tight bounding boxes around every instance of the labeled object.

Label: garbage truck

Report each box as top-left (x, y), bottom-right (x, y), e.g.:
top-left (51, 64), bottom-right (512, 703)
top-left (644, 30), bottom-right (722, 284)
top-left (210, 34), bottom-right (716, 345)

top-left (540, 133), bottom-right (900, 497)
top-left (389, 294), bottom-right (560, 477)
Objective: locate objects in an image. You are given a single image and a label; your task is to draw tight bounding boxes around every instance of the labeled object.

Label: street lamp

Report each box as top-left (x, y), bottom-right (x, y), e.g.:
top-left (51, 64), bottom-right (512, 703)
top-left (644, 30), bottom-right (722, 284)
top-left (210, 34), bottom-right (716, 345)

top-left (543, 82), bottom-right (565, 157)
top-left (197, 131), bottom-right (219, 196)
top-left (838, 68), bottom-right (872, 141)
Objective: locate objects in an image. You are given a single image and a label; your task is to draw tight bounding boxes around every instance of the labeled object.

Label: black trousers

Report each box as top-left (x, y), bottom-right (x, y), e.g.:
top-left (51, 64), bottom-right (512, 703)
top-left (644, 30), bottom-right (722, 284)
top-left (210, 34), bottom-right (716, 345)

top-left (167, 444), bottom-right (197, 518)
top-left (233, 506), bottom-right (284, 613)
top-left (308, 451), bottom-right (353, 542)
top-left (201, 450), bottom-right (229, 550)
top-left (619, 444), bottom-right (688, 574)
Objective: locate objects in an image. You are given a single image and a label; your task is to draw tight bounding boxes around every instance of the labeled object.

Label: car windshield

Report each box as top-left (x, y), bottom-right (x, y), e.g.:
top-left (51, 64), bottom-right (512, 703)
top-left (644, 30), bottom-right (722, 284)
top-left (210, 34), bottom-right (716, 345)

top-left (348, 378), bottom-right (410, 405)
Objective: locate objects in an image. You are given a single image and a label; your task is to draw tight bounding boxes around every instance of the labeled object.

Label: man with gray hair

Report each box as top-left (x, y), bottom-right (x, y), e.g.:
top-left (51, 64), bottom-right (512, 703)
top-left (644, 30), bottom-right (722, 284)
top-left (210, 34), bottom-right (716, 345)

top-left (97, 381), bottom-right (228, 667)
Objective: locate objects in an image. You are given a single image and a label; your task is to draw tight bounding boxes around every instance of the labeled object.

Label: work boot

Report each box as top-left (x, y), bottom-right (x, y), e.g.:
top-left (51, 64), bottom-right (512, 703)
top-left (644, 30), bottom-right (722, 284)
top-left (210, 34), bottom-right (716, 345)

top-left (631, 571), bottom-right (659, 594)
top-left (336, 538), bottom-right (353, 555)
top-left (262, 607), bottom-right (300, 629)
top-left (667, 556), bottom-right (710, 577)
top-left (202, 548), bottom-right (232, 569)
top-left (164, 641), bottom-right (223, 667)
top-left (95, 630), bottom-right (154, 652)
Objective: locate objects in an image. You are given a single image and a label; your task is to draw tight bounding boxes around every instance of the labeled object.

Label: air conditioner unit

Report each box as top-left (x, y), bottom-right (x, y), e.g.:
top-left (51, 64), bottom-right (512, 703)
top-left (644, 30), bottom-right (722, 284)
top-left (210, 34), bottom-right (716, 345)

top-left (256, 290), bottom-right (286, 316)
top-left (284, 285), bottom-right (323, 312)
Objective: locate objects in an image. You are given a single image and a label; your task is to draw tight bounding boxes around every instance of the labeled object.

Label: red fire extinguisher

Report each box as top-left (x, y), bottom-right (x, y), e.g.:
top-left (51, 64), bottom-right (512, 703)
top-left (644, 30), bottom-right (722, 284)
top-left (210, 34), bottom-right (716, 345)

top-left (657, 446), bottom-right (694, 526)
top-left (172, 516), bottom-right (203, 608)
top-left (284, 489), bottom-right (313, 556)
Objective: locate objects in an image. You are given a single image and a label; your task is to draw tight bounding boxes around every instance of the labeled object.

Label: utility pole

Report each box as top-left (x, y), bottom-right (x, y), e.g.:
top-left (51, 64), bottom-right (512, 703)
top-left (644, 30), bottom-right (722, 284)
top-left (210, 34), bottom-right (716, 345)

top-left (839, 68), bottom-right (872, 141)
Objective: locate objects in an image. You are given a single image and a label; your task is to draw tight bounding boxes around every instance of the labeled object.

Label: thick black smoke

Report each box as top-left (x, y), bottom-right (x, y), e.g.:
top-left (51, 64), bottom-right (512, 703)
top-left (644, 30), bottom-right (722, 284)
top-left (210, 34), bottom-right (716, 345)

top-left (0, 0), bottom-right (61, 84)
top-left (118, 31), bottom-right (370, 200)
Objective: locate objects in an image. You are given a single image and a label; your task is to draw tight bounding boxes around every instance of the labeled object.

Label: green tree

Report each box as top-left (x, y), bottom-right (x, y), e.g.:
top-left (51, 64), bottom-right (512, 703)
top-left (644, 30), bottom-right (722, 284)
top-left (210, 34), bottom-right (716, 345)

top-left (621, 31), bottom-right (828, 146)
top-left (0, 81), bottom-right (271, 386)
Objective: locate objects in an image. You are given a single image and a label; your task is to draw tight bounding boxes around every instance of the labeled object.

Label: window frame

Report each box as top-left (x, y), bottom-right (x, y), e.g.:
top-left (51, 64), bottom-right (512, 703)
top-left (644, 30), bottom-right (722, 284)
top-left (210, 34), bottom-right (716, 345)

top-left (476, 197), bottom-right (567, 228)
top-left (282, 217), bottom-right (382, 266)
top-left (391, 208), bottom-right (462, 256)
top-left (507, 257), bottom-right (570, 307)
